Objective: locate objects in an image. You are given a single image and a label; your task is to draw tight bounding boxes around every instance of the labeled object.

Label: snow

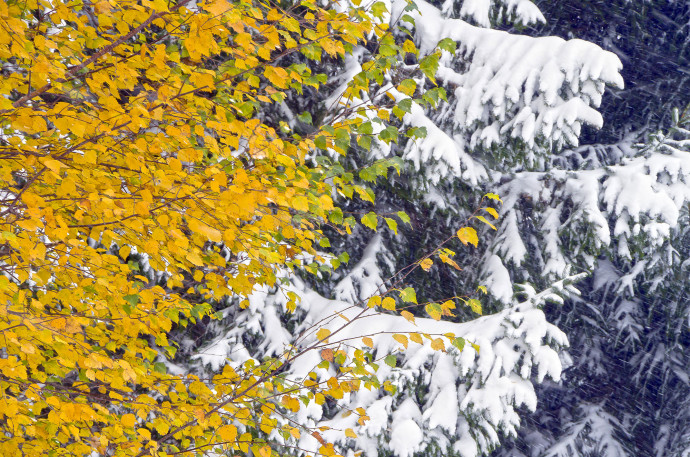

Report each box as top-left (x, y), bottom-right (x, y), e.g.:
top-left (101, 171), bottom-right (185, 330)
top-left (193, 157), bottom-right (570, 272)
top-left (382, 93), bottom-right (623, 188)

top-left (387, 0), bottom-right (623, 181)
top-left (189, 251), bottom-right (576, 457)
top-left (482, 254), bottom-right (513, 303)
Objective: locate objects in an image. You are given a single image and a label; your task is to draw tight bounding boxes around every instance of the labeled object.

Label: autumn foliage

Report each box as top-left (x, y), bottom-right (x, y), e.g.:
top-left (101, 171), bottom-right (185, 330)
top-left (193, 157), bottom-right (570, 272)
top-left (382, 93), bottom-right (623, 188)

top-left (0, 0), bottom-right (385, 454)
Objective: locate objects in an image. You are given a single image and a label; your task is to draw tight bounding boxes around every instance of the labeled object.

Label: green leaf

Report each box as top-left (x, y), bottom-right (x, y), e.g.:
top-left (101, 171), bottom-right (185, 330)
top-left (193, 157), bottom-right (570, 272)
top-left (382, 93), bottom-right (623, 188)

top-left (371, 1), bottom-right (388, 19)
top-left (475, 215), bottom-right (496, 230)
top-left (355, 186), bottom-right (376, 203)
top-left (425, 303), bottom-right (442, 320)
top-left (385, 217), bottom-right (398, 234)
top-left (328, 207), bottom-right (344, 224)
top-left (359, 167), bottom-right (377, 182)
top-left (401, 14), bottom-right (415, 25)
top-left (398, 79), bottom-right (417, 96)
top-left (406, 126), bottom-right (427, 139)
top-left (468, 298), bottom-right (482, 315)
top-left (378, 125), bottom-right (400, 144)
top-left (451, 337), bottom-right (465, 351)
top-left (419, 53), bottom-right (440, 81)
top-left (397, 98), bottom-right (412, 113)
top-left (314, 135), bottom-right (327, 149)
top-left (396, 211), bottom-right (411, 225)
top-left (359, 122), bottom-right (374, 135)
top-left (361, 212), bottom-right (378, 231)
top-left (338, 251), bottom-right (350, 264)
top-left (403, 0), bottom-right (418, 11)
top-left (123, 294), bottom-right (140, 306)
top-left (438, 37), bottom-right (457, 54)
top-left (392, 105), bottom-right (406, 120)
top-left (400, 287), bottom-right (417, 303)
top-left (297, 111), bottom-right (313, 125)
top-left (357, 135), bottom-right (373, 149)
top-left (384, 354), bottom-right (397, 368)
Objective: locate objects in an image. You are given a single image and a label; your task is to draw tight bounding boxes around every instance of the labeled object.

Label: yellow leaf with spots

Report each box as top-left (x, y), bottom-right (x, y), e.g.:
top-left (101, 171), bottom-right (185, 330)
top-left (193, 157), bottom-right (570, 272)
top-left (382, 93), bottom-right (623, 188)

top-left (430, 338), bottom-right (445, 351)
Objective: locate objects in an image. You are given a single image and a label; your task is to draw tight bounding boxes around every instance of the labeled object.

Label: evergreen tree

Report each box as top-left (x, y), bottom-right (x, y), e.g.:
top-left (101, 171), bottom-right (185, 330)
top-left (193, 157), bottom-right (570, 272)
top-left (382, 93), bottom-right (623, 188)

top-left (178, 1), bottom-right (646, 457)
top-left (494, 111), bottom-right (690, 457)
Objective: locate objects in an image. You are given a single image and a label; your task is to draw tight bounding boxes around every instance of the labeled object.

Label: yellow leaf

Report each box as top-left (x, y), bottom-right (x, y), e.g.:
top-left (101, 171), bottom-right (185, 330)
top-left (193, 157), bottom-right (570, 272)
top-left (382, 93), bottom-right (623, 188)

top-left (401, 310), bottom-right (415, 324)
top-left (167, 157), bottom-right (182, 171)
top-left (119, 245), bottom-right (131, 259)
top-left (239, 433), bottom-right (252, 452)
top-left (381, 297), bottom-right (396, 310)
top-left (43, 159), bottom-right (64, 173)
top-left (430, 338), bottom-right (445, 351)
top-left (121, 414), bottom-right (136, 428)
top-left (316, 328), bottom-right (331, 342)
top-left (468, 298), bottom-right (482, 315)
top-left (154, 420), bottom-right (169, 436)
top-left (315, 393), bottom-right (326, 405)
top-left (474, 215), bottom-right (496, 230)
top-left (135, 201), bottom-right (150, 215)
top-left (457, 227), bottom-right (478, 247)
top-left (345, 428), bottom-right (357, 438)
top-left (362, 337), bottom-right (373, 348)
top-left (425, 303), bottom-right (442, 321)
top-left (59, 177), bottom-right (76, 195)
top-left (419, 258), bottom-right (433, 271)
top-left (218, 424), bottom-right (237, 442)
top-left (409, 333), bottom-right (423, 344)
top-left (367, 296), bottom-right (381, 308)
top-left (439, 253), bottom-right (462, 270)
top-left (484, 192), bottom-right (503, 203)
top-left (205, 0), bottom-right (231, 15)
top-left (198, 224), bottom-right (223, 242)
top-left (187, 251), bottom-right (204, 266)
top-left (259, 445), bottom-right (272, 457)
top-left (264, 66), bottom-right (289, 88)
top-left (392, 334), bottom-right (408, 349)
top-left (293, 196), bottom-right (309, 212)
top-left (485, 207), bottom-right (499, 219)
